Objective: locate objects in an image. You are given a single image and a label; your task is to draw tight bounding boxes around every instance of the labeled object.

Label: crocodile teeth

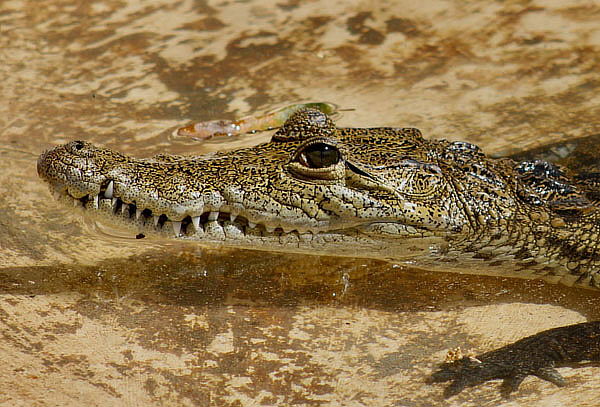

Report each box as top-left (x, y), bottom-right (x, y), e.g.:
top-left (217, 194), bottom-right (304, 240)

top-left (154, 215), bottom-right (160, 227)
top-left (230, 213), bottom-right (237, 222)
top-left (73, 198), bottom-right (80, 207)
top-left (248, 222), bottom-right (256, 229)
top-left (104, 181), bottom-right (114, 199)
top-left (192, 216), bottom-right (201, 230)
top-left (121, 203), bottom-right (128, 215)
top-left (208, 211), bottom-right (219, 221)
top-left (136, 208), bottom-right (141, 219)
top-left (172, 221), bottom-right (182, 236)
top-left (265, 225), bottom-right (275, 233)
top-left (111, 198), bottom-right (117, 207)
top-left (92, 194), bottom-right (99, 209)
top-left (51, 189), bottom-right (61, 200)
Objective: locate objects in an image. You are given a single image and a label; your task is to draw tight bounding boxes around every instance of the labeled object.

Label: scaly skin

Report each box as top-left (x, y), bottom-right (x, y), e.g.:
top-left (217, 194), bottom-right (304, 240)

top-left (37, 108), bottom-right (600, 396)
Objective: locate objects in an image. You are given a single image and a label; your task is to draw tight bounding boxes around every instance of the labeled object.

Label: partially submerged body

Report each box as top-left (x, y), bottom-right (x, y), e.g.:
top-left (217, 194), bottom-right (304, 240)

top-left (37, 108), bottom-right (600, 396)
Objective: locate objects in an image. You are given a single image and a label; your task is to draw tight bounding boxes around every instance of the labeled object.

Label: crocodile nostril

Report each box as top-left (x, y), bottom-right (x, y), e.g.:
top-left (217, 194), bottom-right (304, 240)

top-left (73, 140), bottom-right (85, 150)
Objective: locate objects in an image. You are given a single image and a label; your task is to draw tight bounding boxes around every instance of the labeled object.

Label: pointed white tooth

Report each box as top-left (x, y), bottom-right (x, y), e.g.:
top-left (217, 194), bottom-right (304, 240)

top-left (121, 203), bottom-right (128, 215)
top-left (266, 225), bottom-right (275, 233)
top-left (73, 198), bottom-right (80, 207)
top-left (104, 181), bottom-right (114, 198)
top-left (136, 208), bottom-right (141, 219)
top-left (51, 189), bottom-right (60, 200)
top-left (248, 222), bottom-right (256, 229)
top-left (154, 215), bottom-right (160, 227)
top-left (230, 213), bottom-right (237, 222)
top-left (92, 194), bottom-right (99, 209)
top-left (111, 198), bottom-right (117, 207)
top-left (172, 221), bottom-right (182, 236)
top-left (192, 216), bottom-right (201, 230)
top-left (208, 211), bottom-right (219, 221)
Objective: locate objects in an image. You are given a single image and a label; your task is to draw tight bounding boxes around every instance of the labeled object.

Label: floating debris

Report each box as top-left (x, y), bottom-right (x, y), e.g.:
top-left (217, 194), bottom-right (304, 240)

top-left (175, 102), bottom-right (338, 140)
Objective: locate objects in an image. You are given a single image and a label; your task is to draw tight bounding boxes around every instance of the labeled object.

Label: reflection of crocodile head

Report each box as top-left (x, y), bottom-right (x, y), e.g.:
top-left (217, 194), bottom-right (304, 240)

top-left (38, 109), bottom-right (600, 288)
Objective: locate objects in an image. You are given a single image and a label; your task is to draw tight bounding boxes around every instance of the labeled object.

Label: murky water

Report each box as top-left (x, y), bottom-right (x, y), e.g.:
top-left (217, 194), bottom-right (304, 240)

top-left (1, 1), bottom-right (600, 406)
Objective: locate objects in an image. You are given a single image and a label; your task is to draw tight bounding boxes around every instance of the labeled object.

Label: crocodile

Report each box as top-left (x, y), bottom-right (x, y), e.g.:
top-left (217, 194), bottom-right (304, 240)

top-left (37, 108), bottom-right (600, 396)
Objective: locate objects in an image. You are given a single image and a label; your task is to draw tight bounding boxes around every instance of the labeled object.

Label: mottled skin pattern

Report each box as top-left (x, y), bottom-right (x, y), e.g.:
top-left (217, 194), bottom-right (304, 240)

top-left (37, 109), bottom-right (600, 396)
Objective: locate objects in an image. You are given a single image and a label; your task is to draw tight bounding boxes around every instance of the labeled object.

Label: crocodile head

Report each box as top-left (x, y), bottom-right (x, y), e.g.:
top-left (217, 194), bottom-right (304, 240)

top-left (37, 109), bottom-right (527, 261)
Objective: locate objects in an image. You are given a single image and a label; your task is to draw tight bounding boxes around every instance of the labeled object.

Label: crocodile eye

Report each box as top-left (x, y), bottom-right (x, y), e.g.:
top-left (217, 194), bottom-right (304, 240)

top-left (299, 143), bottom-right (340, 168)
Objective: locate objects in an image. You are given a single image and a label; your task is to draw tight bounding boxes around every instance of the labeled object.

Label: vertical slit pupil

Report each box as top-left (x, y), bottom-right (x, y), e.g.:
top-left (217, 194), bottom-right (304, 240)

top-left (302, 143), bottom-right (340, 168)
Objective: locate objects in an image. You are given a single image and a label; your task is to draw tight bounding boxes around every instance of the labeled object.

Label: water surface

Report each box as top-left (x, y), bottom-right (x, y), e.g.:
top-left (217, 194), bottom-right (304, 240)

top-left (1, 1), bottom-right (600, 406)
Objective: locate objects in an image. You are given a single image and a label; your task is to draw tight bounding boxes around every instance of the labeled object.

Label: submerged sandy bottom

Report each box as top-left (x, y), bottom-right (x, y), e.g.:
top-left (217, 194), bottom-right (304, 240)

top-left (1, 0), bottom-right (600, 405)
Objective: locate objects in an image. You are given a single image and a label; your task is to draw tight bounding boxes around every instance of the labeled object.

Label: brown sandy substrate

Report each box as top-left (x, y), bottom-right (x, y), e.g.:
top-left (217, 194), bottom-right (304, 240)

top-left (1, 0), bottom-right (600, 405)
top-left (1, 249), bottom-right (599, 406)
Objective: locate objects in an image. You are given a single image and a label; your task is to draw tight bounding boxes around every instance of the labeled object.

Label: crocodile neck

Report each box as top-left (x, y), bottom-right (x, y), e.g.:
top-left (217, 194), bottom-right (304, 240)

top-left (37, 109), bottom-right (600, 289)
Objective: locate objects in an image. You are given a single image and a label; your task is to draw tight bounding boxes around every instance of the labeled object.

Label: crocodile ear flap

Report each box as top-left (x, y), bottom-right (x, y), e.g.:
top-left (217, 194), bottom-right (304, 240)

top-left (515, 160), bottom-right (595, 212)
top-left (546, 195), bottom-right (594, 211)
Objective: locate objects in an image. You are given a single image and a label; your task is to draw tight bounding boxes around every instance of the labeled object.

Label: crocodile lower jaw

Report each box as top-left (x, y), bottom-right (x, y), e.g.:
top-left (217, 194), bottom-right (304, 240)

top-left (50, 183), bottom-right (310, 241)
top-left (49, 180), bottom-right (433, 252)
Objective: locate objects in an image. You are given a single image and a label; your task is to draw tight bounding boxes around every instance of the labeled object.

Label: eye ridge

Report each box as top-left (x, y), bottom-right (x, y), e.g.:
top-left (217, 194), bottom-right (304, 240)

top-left (300, 142), bottom-right (341, 169)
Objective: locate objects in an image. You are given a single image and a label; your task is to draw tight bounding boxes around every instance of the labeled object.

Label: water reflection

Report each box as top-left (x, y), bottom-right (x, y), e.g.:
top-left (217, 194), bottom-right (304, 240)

top-left (3, 245), bottom-right (598, 316)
